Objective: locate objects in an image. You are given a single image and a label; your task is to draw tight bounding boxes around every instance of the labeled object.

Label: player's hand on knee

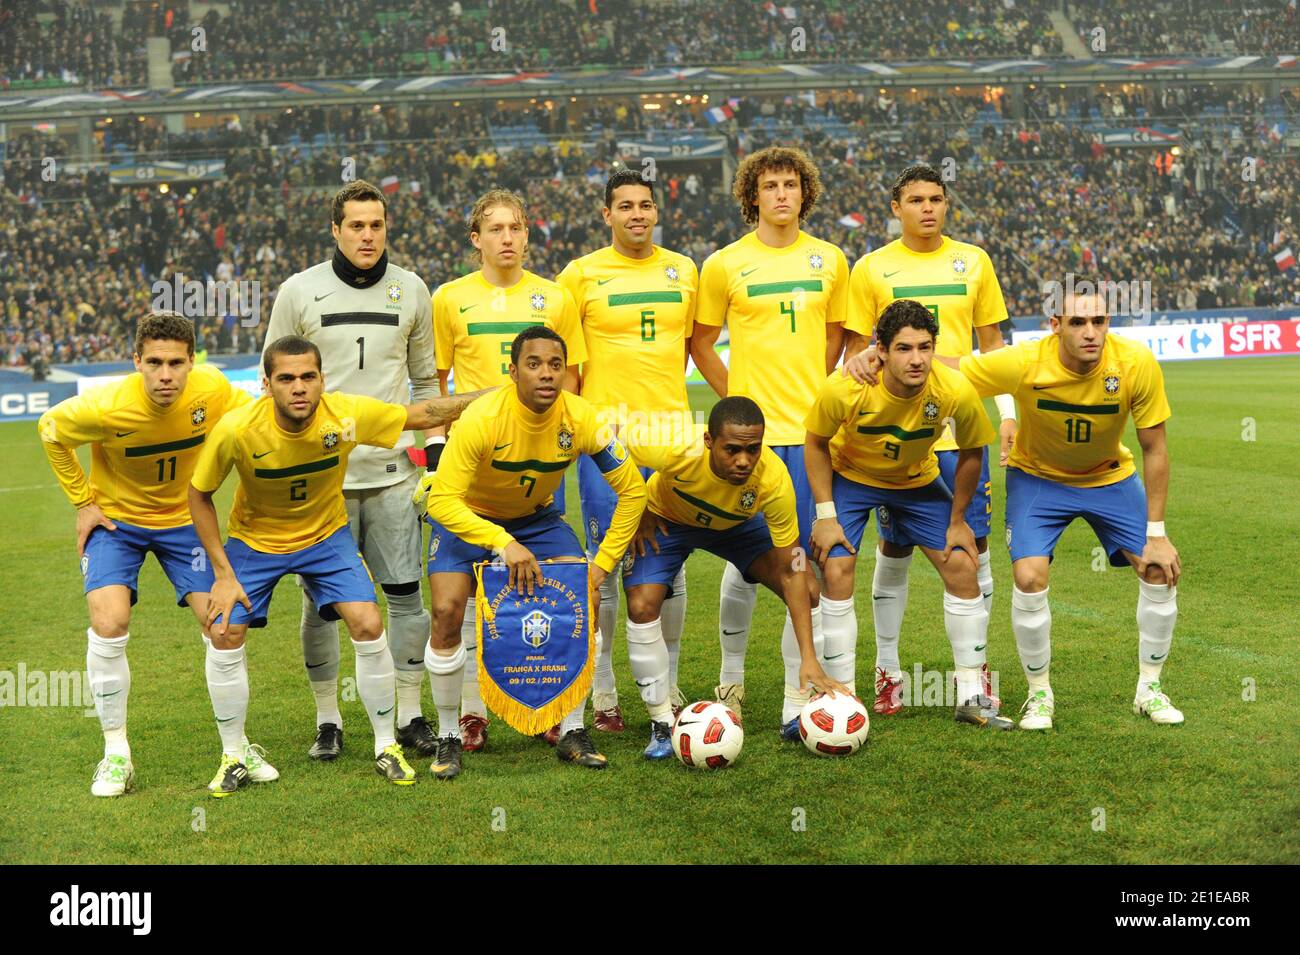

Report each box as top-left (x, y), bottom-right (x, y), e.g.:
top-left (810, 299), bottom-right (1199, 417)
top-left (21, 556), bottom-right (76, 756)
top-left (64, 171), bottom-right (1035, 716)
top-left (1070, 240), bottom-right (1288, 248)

top-left (503, 541), bottom-right (541, 595)
top-left (412, 472), bottom-right (437, 517)
top-left (998, 419), bottom-right (1018, 468)
top-left (1140, 537), bottom-right (1181, 587)
top-left (810, 519), bottom-right (853, 567)
top-left (942, 519), bottom-right (978, 569)
top-left (841, 345), bottom-right (881, 385)
top-left (207, 576), bottom-right (251, 637)
top-left (75, 502), bottom-right (117, 557)
top-left (633, 511), bottom-right (668, 557)
top-left (801, 660), bottom-right (848, 700)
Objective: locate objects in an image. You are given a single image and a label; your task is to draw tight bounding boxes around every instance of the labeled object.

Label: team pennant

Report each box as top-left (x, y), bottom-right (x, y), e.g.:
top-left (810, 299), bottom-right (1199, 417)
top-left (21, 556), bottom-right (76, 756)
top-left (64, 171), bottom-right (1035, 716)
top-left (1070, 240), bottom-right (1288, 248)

top-left (473, 558), bottom-right (594, 735)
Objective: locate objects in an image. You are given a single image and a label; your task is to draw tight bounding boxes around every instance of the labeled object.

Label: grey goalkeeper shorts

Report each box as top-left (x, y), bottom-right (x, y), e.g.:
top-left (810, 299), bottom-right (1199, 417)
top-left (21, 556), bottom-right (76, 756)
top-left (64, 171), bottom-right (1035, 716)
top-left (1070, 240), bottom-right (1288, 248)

top-left (341, 471), bottom-right (424, 586)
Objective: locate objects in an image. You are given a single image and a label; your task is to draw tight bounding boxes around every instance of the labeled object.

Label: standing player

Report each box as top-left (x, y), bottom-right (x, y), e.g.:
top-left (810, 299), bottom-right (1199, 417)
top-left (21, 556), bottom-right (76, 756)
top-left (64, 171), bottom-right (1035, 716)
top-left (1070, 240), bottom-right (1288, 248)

top-left (557, 168), bottom-right (698, 735)
top-left (805, 301), bottom-right (1008, 728)
top-left (690, 145), bottom-right (848, 729)
top-left (39, 312), bottom-right (277, 796)
top-left (264, 180), bottom-right (439, 762)
top-left (430, 188), bottom-right (587, 751)
top-left (415, 327), bottom-right (646, 779)
top-left (842, 163), bottom-right (1015, 717)
top-left (952, 289), bottom-right (1183, 729)
top-left (623, 397), bottom-right (848, 755)
top-left (188, 336), bottom-right (482, 795)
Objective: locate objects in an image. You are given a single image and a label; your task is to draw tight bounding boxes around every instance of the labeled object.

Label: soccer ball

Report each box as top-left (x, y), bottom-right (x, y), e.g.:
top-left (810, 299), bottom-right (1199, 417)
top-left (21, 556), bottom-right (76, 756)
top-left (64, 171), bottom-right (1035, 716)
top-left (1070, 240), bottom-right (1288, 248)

top-left (671, 701), bottom-right (744, 769)
top-left (799, 693), bottom-right (870, 756)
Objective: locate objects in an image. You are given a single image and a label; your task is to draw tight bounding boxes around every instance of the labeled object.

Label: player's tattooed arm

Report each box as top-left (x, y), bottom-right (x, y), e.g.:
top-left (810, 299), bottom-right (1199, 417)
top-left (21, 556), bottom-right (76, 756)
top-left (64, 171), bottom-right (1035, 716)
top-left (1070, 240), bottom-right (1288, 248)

top-left (403, 387), bottom-right (497, 430)
top-left (1135, 422), bottom-right (1180, 586)
top-left (187, 484), bottom-right (251, 636)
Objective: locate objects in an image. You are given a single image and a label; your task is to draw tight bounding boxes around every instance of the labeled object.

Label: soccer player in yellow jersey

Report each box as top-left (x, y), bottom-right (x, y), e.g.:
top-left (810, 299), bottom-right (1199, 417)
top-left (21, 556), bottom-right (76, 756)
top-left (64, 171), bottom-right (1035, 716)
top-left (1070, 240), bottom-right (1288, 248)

top-left (623, 396), bottom-right (847, 750)
top-left (415, 327), bottom-right (647, 776)
top-left (188, 336), bottom-right (482, 795)
top-left (39, 312), bottom-right (279, 796)
top-left (690, 146), bottom-right (849, 725)
top-left (431, 188), bottom-right (587, 750)
top-left (805, 301), bottom-right (1009, 730)
top-left (557, 168), bottom-right (698, 740)
top-left (953, 289), bottom-right (1183, 729)
top-left (843, 164), bottom-right (1015, 717)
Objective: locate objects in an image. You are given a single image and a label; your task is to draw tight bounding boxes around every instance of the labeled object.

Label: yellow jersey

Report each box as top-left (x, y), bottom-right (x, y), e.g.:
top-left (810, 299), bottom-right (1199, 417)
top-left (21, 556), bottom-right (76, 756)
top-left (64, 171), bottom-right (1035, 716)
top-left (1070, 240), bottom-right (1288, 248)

top-left (425, 388), bottom-right (646, 572)
top-left (557, 244), bottom-right (697, 426)
top-left (696, 230), bottom-right (848, 445)
top-left (432, 269), bottom-right (587, 392)
top-left (958, 333), bottom-right (1171, 488)
top-left (191, 393), bottom-right (407, 553)
top-left (626, 425), bottom-right (799, 548)
top-left (805, 361), bottom-right (995, 490)
top-left (39, 364), bottom-right (251, 528)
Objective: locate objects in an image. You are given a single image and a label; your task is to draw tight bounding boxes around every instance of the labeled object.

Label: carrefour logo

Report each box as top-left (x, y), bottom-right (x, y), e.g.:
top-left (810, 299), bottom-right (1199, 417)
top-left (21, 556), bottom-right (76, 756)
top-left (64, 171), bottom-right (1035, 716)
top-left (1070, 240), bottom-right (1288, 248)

top-left (1189, 328), bottom-right (1213, 353)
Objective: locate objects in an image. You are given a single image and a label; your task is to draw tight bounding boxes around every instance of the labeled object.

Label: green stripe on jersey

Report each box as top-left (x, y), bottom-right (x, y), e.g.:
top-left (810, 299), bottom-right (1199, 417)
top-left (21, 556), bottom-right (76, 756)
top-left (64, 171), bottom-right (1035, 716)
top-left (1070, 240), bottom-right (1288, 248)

top-left (746, 280), bottom-right (823, 298)
top-left (891, 283), bottom-right (967, 297)
top-left (1035, 399), bottom-right (1120, 415)
top-left (489, 458), bottom-right (570, 473)
top-left (123, 433), bottom-right (205, 457)
top-left (254, 456), bottom-right (340, 479)
top-left (672, 487), bottom-right (749, 522)
top-left (607, 291), bottom-right (683, 306)
top-left (856, 424), bottom-right (936, 441)
top-left (465, 322), bottom-right (540, 336)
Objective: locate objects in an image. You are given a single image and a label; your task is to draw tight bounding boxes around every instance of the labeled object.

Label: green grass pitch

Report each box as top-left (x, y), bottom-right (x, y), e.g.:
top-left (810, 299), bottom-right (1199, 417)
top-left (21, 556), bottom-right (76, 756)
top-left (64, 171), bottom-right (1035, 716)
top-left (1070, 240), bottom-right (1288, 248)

top-left (1, 358), bottom-right (1297, 864)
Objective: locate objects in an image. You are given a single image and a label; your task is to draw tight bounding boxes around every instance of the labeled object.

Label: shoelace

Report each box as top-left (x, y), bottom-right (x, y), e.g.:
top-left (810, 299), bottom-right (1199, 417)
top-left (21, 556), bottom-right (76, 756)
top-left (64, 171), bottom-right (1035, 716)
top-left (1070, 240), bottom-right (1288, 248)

top-left (96, 757), bottom-right (128, 782)
top-left (1020, 692), bottom-right (1051, 716)
top-left (569, 729), bottom-right (596, 754)
top-left (1141, 682), bottom-right (1172, 709)
top-left (244, 743), bottom-right (267, 768)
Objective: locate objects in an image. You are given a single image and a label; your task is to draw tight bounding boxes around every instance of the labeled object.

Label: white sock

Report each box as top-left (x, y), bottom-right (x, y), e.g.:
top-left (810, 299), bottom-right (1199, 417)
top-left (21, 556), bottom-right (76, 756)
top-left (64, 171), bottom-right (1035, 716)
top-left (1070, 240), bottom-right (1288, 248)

top-left (352, 632), bottom-right (396, 755)
top-left (662, 565), bottom-right (687, 691)
top-left (593, 573), bottom-right (619, 696)
top-left (559, 696), bottom-right (587, 735)
top-left (944, 591), bottom-right (989, 702)
top-left (626, 617), bottom-right (672, 723)
top-left (460, 597), bottom-right (486, 718)
top-left (311, 679), bottom-right (342, 728)
top-left (395, 670), bottom-right (424, 729)
top-left (977, 549), bottom-right (994, 617)
top-left (820, 595), bottom-right (857, 686)
top-left (780, 612), bottom-right (804, 723)
top-left (205, 641), bottom-right (248, 757)
top-left (424, 641), bottom-right (466, 739)
top-left (87, 628), bottom-right (130, 758)
top-left (1012, 585), bottom-right (1052, 693)
top-left (1137, 580), bottom-right (1177, 689)
top-left (872, 551), bottom-right (912, 674)
top-left (718, 562), bottom-right (757, 685)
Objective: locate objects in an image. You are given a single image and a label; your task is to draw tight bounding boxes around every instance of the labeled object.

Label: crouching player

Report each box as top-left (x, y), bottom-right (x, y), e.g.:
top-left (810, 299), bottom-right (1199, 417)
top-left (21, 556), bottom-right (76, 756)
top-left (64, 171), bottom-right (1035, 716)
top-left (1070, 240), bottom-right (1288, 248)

top-left (953, 289), bottom-right (1183, 729)
top-left (806, 300), bottom-right (1008, 728)
top-left (415, 326), bottom-right (646, 778)
top-left (188, 336), bottom-right (482, 795)
top-left (623, 395), bottom-right (848, 754)
top-left (39, 311), bottom-right (277, 795)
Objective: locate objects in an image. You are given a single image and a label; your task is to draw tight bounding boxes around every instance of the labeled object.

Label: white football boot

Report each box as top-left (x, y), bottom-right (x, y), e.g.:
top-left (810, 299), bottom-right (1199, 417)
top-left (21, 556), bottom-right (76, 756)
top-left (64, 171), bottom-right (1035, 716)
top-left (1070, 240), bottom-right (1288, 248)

top-left (1134, 681), bottom-right (1184, 725)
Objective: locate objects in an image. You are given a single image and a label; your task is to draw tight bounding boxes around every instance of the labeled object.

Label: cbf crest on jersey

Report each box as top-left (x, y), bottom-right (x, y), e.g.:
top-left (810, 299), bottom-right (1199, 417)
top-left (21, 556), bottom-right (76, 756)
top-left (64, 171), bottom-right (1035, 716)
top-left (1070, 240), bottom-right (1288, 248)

top-left (951, 255), bottom-right (968, 276)
top-left (664, 264), bottom-right (680, 284)
top-left (740, 488), bottom-right (758, 510)
top-left (529, 291), bottom-right (547, 312)
top-left (322, 430), bottom-right (340, 452)
top-left (189, 402), bottom-right (207, 426)
top-left (808, 252), bottom-right (825, 272)
top-left (557, 428), bottom-right (574, 452)
top-left (386, 282), bottom-right (403, 304)
top-left (1104, 371), bottom-right (1121, 395)
top-left (923, 399), bottom-right (941, 422)
top-left (473, 558), bottom-right (594, 735)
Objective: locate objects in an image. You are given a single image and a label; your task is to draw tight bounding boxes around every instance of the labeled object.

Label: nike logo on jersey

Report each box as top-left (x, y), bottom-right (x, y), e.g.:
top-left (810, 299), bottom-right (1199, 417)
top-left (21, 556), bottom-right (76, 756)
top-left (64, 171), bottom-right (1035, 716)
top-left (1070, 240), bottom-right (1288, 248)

top-left (673, 474), bottom-right (689, 482)
top-left (460, 304), bottom-right (477, 313)
top-left (856, 410), bottom-right (875, 416)
top-left (740, 267), bottom-right (760, 277)
top-left (314, 292), bottom-right (336, 302)
top-left (596, 278), bottom-right (615, 286)
top-left (253, 451), bottom-right (272, 459)
top-left (1032, 384), bottom-right (1053, 390)
top-left (883, 269), bottom-right (903, 278)
top-left (493, 442), bottom-right (512, 451)
top-left (115, 430), bottom-right (137, 437)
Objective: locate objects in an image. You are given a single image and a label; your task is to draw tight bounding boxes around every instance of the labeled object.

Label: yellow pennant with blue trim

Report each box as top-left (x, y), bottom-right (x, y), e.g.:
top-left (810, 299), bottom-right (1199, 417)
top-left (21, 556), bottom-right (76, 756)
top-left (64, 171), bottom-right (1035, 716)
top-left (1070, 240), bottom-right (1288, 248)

top-left (473, 558), bottom-right (595, 736)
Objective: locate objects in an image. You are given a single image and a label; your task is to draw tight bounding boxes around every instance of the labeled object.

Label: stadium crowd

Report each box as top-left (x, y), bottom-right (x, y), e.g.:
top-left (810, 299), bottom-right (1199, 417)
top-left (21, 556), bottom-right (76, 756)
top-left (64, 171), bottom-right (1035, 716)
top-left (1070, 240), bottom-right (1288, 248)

top-left (6, 0), bottom-right (1300, 90)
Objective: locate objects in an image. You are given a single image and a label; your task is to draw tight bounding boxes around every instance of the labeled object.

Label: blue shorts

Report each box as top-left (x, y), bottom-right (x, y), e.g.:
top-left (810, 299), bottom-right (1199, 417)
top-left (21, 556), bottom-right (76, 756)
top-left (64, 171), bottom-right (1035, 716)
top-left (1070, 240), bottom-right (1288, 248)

top-left (622, 514), bottom-right (774, 591)
top-left (222, 526), bottom-right (377, 628)
top-left (553, 472), bottom-right (567, 518)
top-left (426, 505), bottom-right (583, 577)
top-left (578, 454), bottom-right (652, 557)
top-left (876, 447), bottom-right (991, 545)
top-left (770, 444), bottom-right (814, 554)
top-left (82, 520), bottom-right (215, 607)
top-left (1004, 468), bottom-right (1147, 567)
top-left (830, 473), bottom-right (957, 556)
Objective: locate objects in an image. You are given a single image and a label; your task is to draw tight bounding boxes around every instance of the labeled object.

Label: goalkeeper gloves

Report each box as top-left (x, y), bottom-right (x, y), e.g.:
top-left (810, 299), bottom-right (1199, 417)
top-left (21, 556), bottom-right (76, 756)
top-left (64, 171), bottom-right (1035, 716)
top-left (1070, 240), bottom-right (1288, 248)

top-left (412, 471), bottom-right (438, 519)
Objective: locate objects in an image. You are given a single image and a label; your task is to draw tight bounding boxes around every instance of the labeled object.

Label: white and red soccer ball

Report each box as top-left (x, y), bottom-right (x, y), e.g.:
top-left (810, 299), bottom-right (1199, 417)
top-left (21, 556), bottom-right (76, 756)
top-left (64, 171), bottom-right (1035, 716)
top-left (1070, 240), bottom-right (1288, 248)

top-left (799, 692), bottom-right (870, 756)
top-left (671, 701), bottom-right (744, 769)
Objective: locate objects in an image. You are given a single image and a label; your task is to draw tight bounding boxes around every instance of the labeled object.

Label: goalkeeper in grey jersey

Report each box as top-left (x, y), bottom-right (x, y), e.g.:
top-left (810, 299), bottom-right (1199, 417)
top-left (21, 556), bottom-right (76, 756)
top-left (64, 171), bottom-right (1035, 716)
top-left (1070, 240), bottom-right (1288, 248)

top-left (262, 179), bottom-right (440, 761)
